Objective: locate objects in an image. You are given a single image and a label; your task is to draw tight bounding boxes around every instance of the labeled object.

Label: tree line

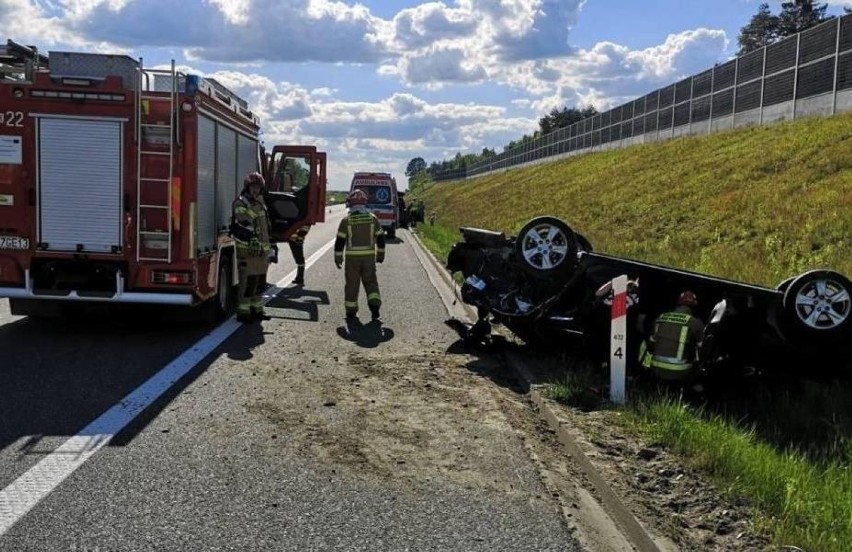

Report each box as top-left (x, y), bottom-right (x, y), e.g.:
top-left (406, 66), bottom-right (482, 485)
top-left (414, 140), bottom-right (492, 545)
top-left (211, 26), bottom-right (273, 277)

top-left (405, 105), bottom-right (599, 181)
top-left (736, 1), bottom-right (845, 56)
top-left (407, 1), bottom-right (849, 184)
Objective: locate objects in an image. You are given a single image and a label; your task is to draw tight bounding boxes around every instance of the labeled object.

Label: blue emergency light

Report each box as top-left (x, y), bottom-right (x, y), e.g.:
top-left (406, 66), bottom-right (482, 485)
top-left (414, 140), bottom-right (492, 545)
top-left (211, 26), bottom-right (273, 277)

top-left (186, 74), bottom-right (201, 96)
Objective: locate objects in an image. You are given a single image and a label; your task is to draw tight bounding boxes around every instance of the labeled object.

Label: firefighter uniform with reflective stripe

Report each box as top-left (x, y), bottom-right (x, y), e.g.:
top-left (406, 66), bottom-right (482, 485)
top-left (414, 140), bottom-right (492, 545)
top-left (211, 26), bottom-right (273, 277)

top-left (289, 225), bottom-right (310, 286)
top-left (232, 191), bottom-right (272, 320)
top-left (334, 207), bottom-right (385, 319)
top-left (639, 305), bottom-right (705, 380)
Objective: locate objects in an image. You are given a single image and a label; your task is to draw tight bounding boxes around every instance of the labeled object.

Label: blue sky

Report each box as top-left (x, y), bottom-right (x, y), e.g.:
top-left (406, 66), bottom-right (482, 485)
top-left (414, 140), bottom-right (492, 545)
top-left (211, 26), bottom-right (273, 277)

top-left (2, 0), bottom-right (850, 190)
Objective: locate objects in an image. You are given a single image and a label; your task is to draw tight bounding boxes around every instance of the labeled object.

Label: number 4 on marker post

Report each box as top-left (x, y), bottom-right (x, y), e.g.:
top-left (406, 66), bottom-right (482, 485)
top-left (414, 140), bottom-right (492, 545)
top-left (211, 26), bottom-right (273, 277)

top-left (609, 274), bottom-right (628, 405)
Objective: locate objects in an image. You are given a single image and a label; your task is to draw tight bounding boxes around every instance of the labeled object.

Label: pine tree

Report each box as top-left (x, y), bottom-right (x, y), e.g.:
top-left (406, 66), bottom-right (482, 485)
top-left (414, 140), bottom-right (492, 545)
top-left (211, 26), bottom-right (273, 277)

top-left (778, 0), bottom-right (829, 36)
top-left (737, 3), bottom-right (780, 56)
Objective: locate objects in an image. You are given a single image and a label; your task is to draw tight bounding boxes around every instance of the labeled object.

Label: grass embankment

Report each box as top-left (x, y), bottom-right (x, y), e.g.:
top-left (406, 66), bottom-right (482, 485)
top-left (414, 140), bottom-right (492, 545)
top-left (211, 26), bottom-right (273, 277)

top-left (411, 112), bottom-right (852, 551)
top-left (415, 112), bottom-right (852, 286)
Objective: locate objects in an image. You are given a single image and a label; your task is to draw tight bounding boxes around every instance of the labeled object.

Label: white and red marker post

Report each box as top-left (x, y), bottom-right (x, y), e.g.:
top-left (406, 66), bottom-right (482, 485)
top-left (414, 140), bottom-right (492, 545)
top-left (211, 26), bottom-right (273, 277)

top-left (609, 275), bottom-right (628, 404)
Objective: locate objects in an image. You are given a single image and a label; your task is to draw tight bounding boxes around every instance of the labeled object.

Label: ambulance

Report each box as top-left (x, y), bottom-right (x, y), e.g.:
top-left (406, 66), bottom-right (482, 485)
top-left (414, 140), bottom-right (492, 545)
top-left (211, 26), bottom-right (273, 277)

top-left (349, 172), bottom-right (399, 238)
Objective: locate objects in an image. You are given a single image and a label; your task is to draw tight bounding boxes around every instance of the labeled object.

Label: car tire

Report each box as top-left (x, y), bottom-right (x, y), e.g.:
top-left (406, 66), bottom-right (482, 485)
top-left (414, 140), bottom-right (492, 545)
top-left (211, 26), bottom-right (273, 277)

top-left (514, 216), bottom-right (578, 278)
top-left (782, 269), bottom-right (852, 337)
top-left (575, 232), bottom-right (593, 253)
top-left (775, 276), bottom-right (795, 293)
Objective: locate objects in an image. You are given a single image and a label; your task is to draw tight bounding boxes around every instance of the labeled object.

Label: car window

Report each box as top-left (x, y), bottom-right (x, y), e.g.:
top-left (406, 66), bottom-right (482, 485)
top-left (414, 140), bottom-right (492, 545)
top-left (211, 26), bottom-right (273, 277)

top-left (270, 154), bottom-right (310, 193)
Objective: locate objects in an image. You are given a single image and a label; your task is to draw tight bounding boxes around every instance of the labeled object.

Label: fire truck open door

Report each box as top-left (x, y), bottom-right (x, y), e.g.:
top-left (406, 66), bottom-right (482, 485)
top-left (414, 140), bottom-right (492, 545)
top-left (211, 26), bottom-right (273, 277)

top-left (263, 145), bottom-right (327, 242)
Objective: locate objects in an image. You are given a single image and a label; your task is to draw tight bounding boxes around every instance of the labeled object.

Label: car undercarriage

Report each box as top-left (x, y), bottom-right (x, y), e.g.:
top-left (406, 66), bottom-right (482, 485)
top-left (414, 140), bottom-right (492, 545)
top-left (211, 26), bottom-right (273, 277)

top-left (445, 216), bottom-right (852, 380)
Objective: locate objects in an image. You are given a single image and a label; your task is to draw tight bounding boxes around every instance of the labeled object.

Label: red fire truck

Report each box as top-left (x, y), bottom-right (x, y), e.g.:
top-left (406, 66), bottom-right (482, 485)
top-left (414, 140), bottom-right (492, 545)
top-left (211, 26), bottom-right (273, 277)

top-left (0, 41), bottom-right (326, 319)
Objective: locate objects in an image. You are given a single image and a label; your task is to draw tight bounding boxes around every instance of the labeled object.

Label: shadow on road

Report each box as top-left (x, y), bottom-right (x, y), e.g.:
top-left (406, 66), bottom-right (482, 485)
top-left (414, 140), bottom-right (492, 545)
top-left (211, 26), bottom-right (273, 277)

top-left (264, 287), bottom-right (330, 322)
top-left (443, 333), bottom-right (527, 394)
top-left (335, 318), bottom-right (394, 348)
top-left (224, 323), bottom-right (271, 361)
top-left (0, 309), bottom-right (217, 452)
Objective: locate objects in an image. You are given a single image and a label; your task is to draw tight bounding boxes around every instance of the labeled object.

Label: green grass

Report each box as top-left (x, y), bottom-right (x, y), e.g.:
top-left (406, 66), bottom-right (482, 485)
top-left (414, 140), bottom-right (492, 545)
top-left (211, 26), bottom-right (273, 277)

top-left (631, 395), bottom-right (852, 551)
top-left (409, 222), bottom-right (460, 264)
top-left (414, 112), bottom-right (852, 550)
top-left (540, 362), bottom-right (602, 412)
top-left (419, 112), bottom-right (852, 287)
top-left (326, 190), bottom-right (348, 205)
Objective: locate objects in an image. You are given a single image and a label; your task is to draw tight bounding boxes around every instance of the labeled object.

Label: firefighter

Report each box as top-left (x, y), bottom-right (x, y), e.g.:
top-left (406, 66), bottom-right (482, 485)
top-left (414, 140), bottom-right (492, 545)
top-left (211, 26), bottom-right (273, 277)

top-left (334, 189), bottom-right (385, 321)
top-left (288, 224), bottom-right (310, 286)
top-left (231, 171), bottom-right (273, 323)
top-left (639, 290), bottom-right (705, 382)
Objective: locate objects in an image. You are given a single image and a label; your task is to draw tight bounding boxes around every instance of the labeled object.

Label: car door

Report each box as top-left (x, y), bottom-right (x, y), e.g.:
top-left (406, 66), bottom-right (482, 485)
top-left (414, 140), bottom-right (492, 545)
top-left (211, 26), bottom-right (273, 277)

top-left (263, 145), bottom-right (327, 242)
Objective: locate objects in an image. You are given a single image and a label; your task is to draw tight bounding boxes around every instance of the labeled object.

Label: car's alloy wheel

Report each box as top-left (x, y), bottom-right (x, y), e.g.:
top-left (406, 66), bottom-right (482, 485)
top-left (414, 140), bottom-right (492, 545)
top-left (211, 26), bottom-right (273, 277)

top-left (515, 216), bottom-right (578, 276)
top-left (783, 270), bottom-right (852, 333)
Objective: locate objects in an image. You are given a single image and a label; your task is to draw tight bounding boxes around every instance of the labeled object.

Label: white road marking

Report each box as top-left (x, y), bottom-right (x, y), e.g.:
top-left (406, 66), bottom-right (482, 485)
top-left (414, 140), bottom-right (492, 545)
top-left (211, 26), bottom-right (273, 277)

top-left (0, 239), bottom-right (336, 534)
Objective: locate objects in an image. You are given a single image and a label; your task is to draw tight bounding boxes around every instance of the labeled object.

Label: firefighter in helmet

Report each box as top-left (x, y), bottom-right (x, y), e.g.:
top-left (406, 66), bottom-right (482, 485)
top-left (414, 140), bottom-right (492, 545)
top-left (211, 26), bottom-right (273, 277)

top-left (639, 290), bottom-right (705, 381)
top-left (334, 189), bottom-right (385, 321)
top-left (231, 171), bottom-right (273, 322)
top-left (288, 224), bottom-right (310, 286)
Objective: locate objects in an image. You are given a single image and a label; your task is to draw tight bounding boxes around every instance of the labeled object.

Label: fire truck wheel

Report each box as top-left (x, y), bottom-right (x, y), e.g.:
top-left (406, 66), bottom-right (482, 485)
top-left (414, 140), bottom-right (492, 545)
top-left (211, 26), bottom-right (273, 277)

top-left (202, 256), bottom-right (236, 322)
top-left (216, 256), bottom-right (236, 320)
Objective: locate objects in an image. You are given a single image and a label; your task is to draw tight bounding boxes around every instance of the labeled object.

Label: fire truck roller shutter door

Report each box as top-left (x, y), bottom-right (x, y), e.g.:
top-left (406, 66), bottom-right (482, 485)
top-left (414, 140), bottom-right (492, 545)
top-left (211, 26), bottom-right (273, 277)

top-left (196, 115), bottom-right (217, 252)
top-left (215, 125), bottom-right (238, 233)
top-left (38, 117), bottom-right (123, 253)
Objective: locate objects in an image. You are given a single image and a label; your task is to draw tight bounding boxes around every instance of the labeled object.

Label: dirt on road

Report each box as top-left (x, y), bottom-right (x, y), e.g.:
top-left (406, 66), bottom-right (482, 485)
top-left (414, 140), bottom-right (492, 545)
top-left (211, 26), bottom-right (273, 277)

top-left (240, 334), bottom-right (771, 552)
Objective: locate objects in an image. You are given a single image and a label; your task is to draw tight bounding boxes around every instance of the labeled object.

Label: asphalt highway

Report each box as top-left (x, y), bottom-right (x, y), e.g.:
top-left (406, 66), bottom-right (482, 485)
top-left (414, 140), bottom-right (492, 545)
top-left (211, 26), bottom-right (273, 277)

top-left (0, 205), bottom-right (583, 551)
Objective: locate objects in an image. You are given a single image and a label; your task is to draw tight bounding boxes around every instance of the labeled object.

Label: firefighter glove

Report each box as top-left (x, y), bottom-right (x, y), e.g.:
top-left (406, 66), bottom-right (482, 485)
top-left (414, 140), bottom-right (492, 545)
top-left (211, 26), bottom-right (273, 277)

top-left (377, 255), bottom-right (385, 264)
top-left (269, 243), bottom-right (279, 264)
top-left (335, 260), bottom-right (342, 269)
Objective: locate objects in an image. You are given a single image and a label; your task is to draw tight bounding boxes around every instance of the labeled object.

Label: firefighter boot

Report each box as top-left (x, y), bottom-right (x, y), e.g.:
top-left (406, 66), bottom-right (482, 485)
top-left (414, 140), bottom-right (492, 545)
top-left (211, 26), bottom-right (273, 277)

top-left (252, 309), bottom-right (272, 321)
top-left (237, 311), bottom-right (253, 324)
top-left (292, 266), bottom-right (305, 286)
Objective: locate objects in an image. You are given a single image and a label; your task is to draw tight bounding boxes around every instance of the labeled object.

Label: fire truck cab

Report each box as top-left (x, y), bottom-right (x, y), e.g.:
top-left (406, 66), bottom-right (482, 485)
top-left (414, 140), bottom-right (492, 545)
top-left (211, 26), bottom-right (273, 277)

top-left (0, 40), bottom-right (326, 319)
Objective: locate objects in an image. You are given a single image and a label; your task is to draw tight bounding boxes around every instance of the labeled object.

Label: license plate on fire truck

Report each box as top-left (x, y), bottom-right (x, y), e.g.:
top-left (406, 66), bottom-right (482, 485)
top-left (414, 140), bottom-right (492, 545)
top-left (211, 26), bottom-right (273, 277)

top-left (0, 236), bottom-right (29, 250)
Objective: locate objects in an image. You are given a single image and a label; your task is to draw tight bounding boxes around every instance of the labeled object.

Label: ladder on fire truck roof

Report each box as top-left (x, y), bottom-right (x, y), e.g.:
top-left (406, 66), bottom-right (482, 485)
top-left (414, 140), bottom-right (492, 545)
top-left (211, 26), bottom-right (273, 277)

top-left (0, 40), bottom-right (48, 82)
top-left (135, 58), bottom-right (179, 263)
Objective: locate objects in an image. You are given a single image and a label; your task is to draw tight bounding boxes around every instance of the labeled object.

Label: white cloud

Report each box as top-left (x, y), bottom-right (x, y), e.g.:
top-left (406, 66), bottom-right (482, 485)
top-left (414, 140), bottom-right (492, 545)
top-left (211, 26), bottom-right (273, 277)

top-left (501, 28), bottom-right (729, 111)
top-left (383, 0), bottom-right (586, 87)
top-left (0, 0), bottom-right (390, 63)
top-left (207, 0), bottom-right (250, 25)
top-left (399, 46), bottom-right (488, 86)
top-left (0, 0), bottom-right (740, 187)
top-left (389, 2), bottom-right (478, 50)
top-left (479, 0), bottom-right (585, 61)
